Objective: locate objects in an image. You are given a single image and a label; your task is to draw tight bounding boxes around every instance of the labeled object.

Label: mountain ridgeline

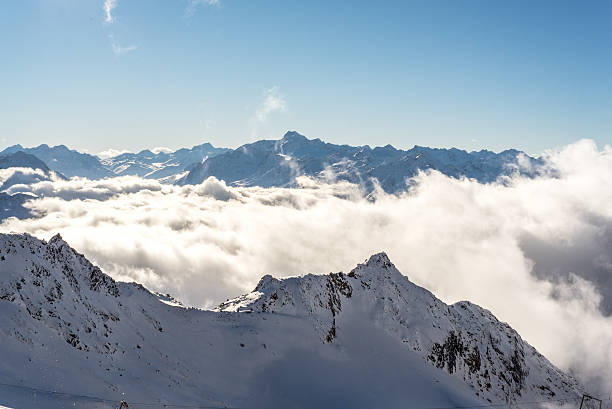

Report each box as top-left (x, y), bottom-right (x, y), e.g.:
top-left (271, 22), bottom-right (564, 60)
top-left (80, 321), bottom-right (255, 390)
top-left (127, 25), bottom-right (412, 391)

top-left (0, 233), bottom-right (581, 408)
top-left (178, 132), bottom-right (541, 192)
top-left (1, 132), bottom-right (541, 193)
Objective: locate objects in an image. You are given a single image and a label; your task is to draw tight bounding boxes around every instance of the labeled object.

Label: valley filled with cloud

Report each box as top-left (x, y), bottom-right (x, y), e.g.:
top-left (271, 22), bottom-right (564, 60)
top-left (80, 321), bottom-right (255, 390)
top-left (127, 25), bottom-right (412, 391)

top-left (1, 139), bottom-right (612, 392)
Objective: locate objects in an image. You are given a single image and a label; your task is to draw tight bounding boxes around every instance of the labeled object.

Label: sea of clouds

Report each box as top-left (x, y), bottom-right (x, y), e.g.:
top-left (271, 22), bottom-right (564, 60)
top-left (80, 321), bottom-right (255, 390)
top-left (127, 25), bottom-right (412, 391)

top-left (2, 139), bottom-right (612, 392)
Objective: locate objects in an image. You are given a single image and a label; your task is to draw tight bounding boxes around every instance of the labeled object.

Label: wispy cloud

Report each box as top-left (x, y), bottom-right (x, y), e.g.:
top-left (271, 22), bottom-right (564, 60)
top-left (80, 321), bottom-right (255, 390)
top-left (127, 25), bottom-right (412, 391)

top-left (103, 0), bottom-right (117, 23)
top-left (102, 2), bottom-right (137, 55)
top-left (97, 149), bottom-right (133, 159)
top-left (248, 86), bottom-right (287, 139)
top-left (255, 86), bottom-right (287, 123)
top-left (151, 147), bottom-right (173, 154)
top-left (109, 34), bottom-right (138, 55)
top-left (185, 0), bottom-right (220, 17)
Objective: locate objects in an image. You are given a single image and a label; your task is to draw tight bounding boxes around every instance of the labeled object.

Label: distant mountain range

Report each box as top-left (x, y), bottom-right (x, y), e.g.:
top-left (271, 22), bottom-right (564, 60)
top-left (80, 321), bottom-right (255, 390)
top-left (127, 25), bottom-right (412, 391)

top-left (0, 143), bottom-right (230, 182)
top-left (178, 131), bottom-right (542, 192)
top-left (0, 144), bottom-right (112, 180)
top-left (0, 233), bottom-right (582, 408)
top-left (0, 131), bottom-right (542, 193)
top-left (99, 143), bottom-right (230, 183)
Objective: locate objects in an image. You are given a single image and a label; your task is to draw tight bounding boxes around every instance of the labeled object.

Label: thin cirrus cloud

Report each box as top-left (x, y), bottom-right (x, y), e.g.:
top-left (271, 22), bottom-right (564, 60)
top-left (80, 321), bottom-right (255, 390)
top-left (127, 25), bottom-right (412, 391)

top-left (109, 34), bottom-right (138, 55)
top-left (3, 139), bottom-right (612, 392)
top-left (185, 0), bottom-right (220, 17)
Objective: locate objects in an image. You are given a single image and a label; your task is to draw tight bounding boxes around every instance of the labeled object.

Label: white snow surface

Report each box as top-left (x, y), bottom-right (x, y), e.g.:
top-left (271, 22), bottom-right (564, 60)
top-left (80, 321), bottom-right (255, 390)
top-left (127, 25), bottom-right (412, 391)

top-left (0, 234), bottom-right (582, 409)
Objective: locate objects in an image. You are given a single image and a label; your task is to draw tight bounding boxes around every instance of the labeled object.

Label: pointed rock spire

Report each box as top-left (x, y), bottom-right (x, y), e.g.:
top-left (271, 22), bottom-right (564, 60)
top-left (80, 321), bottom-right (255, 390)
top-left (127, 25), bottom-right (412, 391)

top-left (48, 233), bottom-right (65, 245)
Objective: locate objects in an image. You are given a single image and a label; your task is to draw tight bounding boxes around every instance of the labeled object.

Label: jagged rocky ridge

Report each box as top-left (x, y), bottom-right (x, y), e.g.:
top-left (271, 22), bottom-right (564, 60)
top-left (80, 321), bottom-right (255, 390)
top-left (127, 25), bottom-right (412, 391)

top-left (0, 233), bottom-right (581, 408)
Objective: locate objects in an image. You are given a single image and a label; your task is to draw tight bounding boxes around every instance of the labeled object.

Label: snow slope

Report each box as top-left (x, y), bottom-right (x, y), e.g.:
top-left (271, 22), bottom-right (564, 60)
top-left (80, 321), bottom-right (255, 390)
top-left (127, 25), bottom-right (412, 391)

top-left (0, 234), bottom-right (581, 408)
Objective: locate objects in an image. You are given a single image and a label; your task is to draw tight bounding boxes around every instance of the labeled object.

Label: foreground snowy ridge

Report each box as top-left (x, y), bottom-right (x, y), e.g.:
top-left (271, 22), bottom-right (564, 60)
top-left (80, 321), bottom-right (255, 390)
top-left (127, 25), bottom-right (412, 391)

top-left (0, 233), bottom-right (581, 408)
top-left (218, 253), bottom-right (582, 403)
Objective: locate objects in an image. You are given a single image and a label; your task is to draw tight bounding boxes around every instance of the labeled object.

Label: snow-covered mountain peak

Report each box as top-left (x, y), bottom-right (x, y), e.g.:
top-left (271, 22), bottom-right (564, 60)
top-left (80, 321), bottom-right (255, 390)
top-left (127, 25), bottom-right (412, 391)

top-left (0, 234), bottom-right (583, 407)
top-left (351, 251), bottom-right (396, 274)
top-left (254, 273), bottom-right (280, 293)
top-left (0, 233), bottom-right (120, 299)
top-left (217, 252), bottom-right (582, 403)
top-left (281, 130), bottom-right (308, 142)
top-left (47, 232), bottom-right (65, 245)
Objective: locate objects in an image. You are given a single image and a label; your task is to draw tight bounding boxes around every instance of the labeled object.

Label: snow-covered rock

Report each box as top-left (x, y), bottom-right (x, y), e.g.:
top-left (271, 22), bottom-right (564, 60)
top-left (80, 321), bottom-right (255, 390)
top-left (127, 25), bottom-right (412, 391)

top-left (0, 234), bottom-right (581, 408)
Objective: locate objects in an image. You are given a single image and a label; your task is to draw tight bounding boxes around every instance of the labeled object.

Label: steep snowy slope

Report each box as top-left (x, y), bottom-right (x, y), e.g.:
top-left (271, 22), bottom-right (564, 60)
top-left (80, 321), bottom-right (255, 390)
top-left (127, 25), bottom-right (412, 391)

top-left (0, 234), bottom-right (581, 408)
top-left (100, 143), bottom-right (229, 181)
top-left (179, 131), bottom-right (542, 192)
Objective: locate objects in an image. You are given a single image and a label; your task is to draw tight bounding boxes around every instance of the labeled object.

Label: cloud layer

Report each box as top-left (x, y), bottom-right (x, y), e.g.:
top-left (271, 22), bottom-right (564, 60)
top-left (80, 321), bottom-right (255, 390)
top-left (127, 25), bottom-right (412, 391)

top-left (2, 139), bottom-right (612, 391)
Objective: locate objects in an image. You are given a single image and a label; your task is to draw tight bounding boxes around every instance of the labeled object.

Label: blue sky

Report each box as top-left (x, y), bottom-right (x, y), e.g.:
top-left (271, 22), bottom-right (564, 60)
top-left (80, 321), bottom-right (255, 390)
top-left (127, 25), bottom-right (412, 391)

top-left (1, 0), bottom-right (610, 155)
